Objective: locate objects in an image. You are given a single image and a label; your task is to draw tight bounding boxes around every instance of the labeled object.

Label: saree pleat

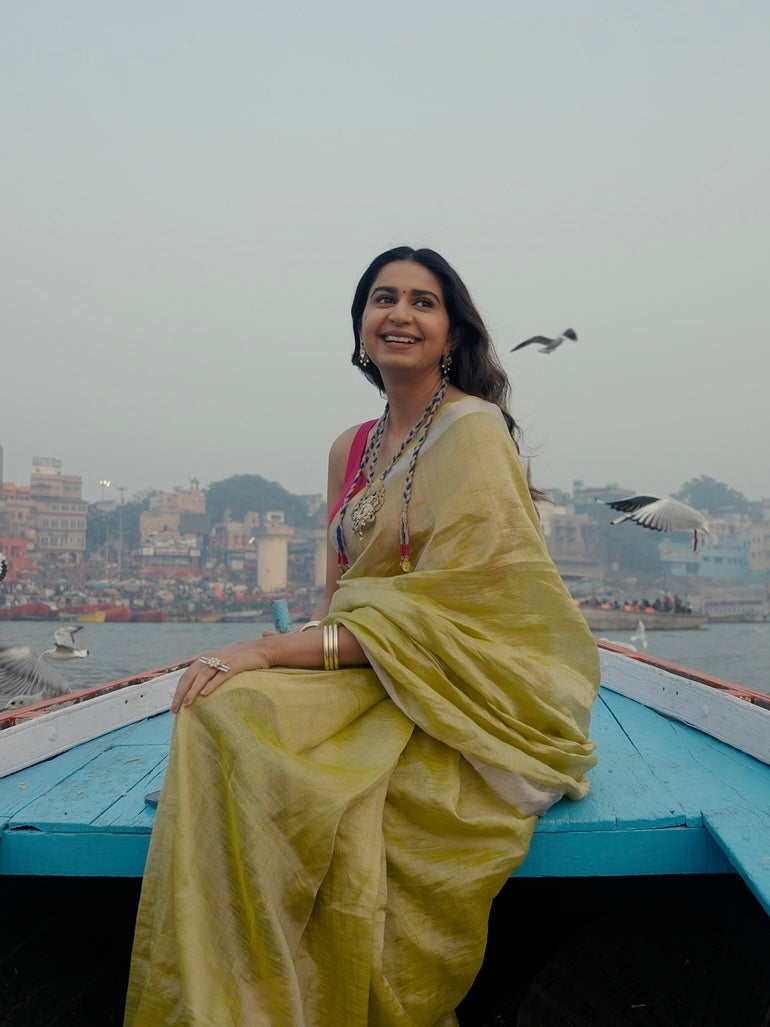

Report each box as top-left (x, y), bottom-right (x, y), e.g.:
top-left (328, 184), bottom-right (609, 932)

top-left (125, 399), bottom-right (600, 1026)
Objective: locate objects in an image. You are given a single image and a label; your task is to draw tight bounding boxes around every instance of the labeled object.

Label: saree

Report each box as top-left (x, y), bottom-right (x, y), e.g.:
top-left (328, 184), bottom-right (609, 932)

top-left (125, 398), bottom-right (600, 1027)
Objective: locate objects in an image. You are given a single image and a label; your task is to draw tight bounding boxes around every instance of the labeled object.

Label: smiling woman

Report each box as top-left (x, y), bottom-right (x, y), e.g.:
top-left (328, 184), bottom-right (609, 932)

top-left (125, 246), bottom-right (600, 1027)
top-left (358, 262), bottom-right (451, 383)
top-left (350, 246), bottom-right (520, 438)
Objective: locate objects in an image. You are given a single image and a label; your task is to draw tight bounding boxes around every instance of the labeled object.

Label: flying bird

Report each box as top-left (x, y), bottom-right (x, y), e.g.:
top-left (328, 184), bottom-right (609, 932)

top-left (511, 328), bottom-right (577, 354)
top-left (599, 495), bottom-right (712, 551)
top-left (630, 619), bottom-right (648, 650)
top-left (43, 625), bottom-right (89, 660)
top-left (0, 645), bottom-right (72, 709)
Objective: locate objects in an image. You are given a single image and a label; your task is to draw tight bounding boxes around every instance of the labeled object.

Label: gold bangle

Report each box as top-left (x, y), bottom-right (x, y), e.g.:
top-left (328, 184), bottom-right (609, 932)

top-left (331, 623), bottom-right (339, 670)
top-left (300, 620), bottom-right (321, 632)
top-left (323, 623), bottom-right (339, 671)
top-left (323, 623), bottom-right (331, 670)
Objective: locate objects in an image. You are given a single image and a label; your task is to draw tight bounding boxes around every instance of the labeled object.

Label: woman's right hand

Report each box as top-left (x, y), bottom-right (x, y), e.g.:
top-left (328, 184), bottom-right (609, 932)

top-left (171, 639), bottom-right (272, 712)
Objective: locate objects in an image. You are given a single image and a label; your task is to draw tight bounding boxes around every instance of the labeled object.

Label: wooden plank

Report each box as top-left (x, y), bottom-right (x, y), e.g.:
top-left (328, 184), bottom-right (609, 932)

top-left (93, 756), bottom-right (168, 829)
top-left (520, 823), bottom-right (734, 878)
top-left (0, 723), bottom-right (143, 819)
top-left (0, 670), bottom-right (181, 778)
top-left (704, 809), bottom-right (770, 918)
top-left (6, 745), bottom-right (167, 832)
top-left (111, 711), bottom-right (174, 746)
top-left (0, 828), bottom-right (152, 877)
top-left (0, 714), bottom-right (172, 819)
top-left (603, 691), bottom-right (770, 817)
top-left (599, 647), bottom-right (770, 765)
top-left (541, 694), bottom-right (684, 832)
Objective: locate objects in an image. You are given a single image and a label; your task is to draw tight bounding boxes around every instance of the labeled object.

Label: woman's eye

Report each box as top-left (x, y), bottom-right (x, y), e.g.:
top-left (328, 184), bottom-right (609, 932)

top-left (416, 298), bottom-right (433, 308)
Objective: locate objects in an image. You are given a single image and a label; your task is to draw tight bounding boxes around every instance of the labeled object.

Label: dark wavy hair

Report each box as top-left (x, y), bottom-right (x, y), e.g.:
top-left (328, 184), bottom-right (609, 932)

top-left (351, 246), bottom-right (522, 440)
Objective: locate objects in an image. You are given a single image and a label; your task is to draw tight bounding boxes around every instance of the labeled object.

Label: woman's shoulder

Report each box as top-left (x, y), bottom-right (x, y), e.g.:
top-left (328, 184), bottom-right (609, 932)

top-left (328, 421), bottom-right (378, 478)
top-left (329, 420), bottom-right (373, 457)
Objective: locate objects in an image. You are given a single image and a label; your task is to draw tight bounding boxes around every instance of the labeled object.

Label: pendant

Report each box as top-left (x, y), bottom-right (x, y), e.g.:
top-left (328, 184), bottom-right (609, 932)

top-left (351, 480), bottom-right (385, 535)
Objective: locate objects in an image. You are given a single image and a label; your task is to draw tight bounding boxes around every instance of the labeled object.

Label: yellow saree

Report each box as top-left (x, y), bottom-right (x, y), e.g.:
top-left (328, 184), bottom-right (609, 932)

top-left (125, 398), bottom-right (600, 1027)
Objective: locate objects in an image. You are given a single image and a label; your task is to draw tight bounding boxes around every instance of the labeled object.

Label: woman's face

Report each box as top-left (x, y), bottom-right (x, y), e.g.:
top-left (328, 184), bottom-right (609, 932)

top-left (359, 261), bottom-right (451, 382)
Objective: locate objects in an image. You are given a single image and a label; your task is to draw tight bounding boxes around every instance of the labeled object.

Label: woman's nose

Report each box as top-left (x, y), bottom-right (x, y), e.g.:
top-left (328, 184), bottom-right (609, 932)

top-left (388, 298), bottom-right (412, 323)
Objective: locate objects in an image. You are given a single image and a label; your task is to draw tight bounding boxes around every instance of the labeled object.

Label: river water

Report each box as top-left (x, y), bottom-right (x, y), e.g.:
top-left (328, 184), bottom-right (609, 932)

top-left (3, 619), bottom-right (768, 696)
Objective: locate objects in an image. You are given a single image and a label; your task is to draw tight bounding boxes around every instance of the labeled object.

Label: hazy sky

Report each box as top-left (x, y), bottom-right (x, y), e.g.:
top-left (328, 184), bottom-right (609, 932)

top-left (3, 1), bottom-right (768, 506)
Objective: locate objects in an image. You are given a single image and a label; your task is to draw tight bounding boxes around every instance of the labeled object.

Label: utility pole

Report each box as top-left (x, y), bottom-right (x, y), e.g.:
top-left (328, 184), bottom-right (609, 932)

top-left (117, 486), bottom-right (127, 580)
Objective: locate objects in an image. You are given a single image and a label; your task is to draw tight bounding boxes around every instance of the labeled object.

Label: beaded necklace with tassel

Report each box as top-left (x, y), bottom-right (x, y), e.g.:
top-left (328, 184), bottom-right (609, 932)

top-left (336, 377), bottom-right (448, 572)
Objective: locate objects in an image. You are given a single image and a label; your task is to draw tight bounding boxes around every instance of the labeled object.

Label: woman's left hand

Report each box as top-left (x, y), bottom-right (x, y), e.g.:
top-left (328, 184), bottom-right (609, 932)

top-left (171, 640), bottom-right (272, 712)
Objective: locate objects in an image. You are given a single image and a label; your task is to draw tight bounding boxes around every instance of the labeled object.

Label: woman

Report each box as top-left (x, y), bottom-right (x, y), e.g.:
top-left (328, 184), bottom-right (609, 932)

top-left (125, 247), bottom-right (600, 1026)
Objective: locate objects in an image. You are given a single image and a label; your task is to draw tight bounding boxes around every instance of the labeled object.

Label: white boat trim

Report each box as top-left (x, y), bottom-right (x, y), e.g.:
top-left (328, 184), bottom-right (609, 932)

top-left (0, 669), bottom-right (181, 778)
top-left (599, 645), bottom-right (770, 766)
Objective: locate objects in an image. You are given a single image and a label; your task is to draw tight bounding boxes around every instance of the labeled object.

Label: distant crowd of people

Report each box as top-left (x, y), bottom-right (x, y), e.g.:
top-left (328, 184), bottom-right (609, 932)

top-left (579, 594), bottom-right (693, 615)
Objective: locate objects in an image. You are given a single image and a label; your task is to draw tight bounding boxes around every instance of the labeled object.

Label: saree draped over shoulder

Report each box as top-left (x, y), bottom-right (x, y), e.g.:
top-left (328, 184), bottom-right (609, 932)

top-left (125, 398), bottom-right (600, 1027)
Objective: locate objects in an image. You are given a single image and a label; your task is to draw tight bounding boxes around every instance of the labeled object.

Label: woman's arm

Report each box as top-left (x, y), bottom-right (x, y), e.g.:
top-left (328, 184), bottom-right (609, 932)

top-left (171, 624), bottom-right (367, 711)
top-left (171, 425), bottom-right (369, 713)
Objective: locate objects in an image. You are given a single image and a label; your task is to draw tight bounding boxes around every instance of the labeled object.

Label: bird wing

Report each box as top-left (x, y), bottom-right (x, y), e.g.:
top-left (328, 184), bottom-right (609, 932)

top-left (0, 646), bottom-right (71, 701)
top-left (605, 495), bottom-right (663, 514)
top-left (607, 496), bottom-right (708, 533)
top-left (511, 336), bottom-right (550, 351)
top-left (54, 625), bottom-right (81, 647)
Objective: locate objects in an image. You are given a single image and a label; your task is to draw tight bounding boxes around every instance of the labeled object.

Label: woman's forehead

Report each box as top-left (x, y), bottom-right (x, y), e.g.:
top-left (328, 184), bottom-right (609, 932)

top-left (371, 261), bottom-right (444, 297)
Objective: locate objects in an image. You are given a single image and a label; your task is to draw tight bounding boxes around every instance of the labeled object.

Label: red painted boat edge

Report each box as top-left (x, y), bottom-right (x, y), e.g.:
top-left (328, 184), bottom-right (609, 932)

top-left (0, 659), bottom-right (193, 730)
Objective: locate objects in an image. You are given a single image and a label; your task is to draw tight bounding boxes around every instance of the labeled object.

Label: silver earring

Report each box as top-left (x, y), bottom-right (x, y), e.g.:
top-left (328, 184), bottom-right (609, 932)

top-left (359, 342), bottom-right (370, 367)
top-left (441, 351), bottom-right (452, 378)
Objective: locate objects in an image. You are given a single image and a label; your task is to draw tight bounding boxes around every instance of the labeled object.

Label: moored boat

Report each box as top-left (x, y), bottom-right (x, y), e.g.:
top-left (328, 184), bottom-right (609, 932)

top-left (579, 606), bottom-right (708, 631)
top-left (220, 609), bottom-right (266, 622)
top-left (131, 609), bottom-right (167, 623)
top-left (76, 609), bottom-right (106, 623)
top-left (103, 606), bottom-right (133, 623)
top-left (3, 601), bottom-right (59, 621)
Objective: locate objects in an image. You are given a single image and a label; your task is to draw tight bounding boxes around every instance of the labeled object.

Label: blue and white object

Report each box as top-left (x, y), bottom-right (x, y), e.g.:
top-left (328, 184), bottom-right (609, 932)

top-left (271, 599), bottom-right (291, 633)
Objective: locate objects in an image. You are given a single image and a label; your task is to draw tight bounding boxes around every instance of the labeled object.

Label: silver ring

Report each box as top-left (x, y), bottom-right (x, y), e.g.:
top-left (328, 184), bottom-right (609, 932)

top-left (198, 656), bottom-right (230, 673)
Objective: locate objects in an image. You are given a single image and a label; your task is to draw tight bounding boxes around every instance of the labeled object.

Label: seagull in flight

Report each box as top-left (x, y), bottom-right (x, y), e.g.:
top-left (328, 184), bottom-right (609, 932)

top-left (511, 328), bottom-right (577, 354)
top-left (630, 619), bottom-right (648, 650)
top-left (43, 625), bottom-right (89, 660)
top-left (599, 495), bottom-right (713, 551)
top-left (0, 645), bottom-right (72, 709)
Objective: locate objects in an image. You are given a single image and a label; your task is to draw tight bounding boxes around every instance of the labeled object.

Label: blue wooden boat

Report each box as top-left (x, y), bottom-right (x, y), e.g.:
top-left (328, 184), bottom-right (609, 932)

top-left (2, 644), bottom-right (770, 1024)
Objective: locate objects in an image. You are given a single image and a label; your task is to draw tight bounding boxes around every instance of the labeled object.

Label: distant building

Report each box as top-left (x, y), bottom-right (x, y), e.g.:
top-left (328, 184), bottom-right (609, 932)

top-left (658, 514), bottom-right (757, 581)
top-left (140, 480), bottom-right (207, 541)
top-left (0, 483), bottom-right (35, 544)
top-left (28, 458), bottom-right (87, 565)
top-left (571, 480), bottom-right (637, 516)
top-left (138, 481), bottom-right (209, 574)
top-left (747, 523), bottom-right (770, 574)
top-left (659, 538), bottom-right (750, 580)
top-left (538, 502), bottom-right (605, 580)
top-left (240, 513), bottom-right (294, 593)
top-left (1, 454), bottom-right (87, 571)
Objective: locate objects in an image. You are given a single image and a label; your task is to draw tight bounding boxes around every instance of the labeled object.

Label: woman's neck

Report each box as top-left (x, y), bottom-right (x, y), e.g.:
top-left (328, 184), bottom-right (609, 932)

top-left (382, 374), bottom-right (446, 440)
